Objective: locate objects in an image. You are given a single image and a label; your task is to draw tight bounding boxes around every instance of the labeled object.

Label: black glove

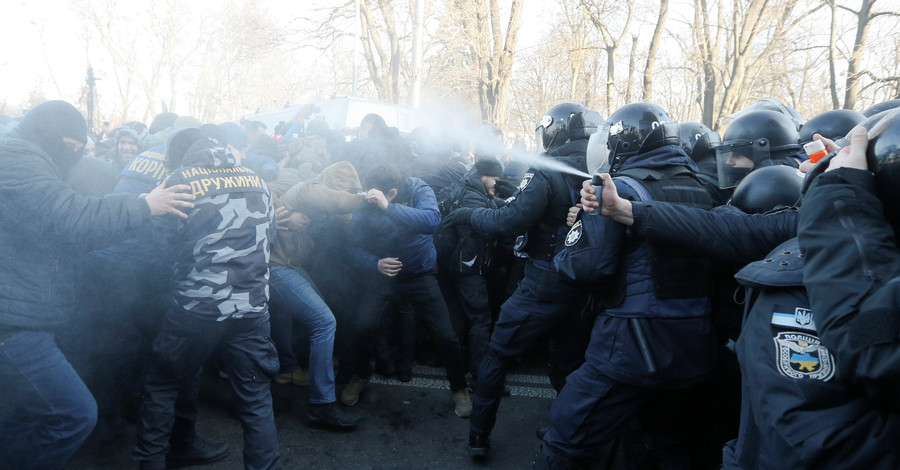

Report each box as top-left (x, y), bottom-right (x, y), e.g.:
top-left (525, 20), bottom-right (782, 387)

top-left (494, 179), bottom-right (518, 199)
top-left (441, 207), bottom-right (475, 228)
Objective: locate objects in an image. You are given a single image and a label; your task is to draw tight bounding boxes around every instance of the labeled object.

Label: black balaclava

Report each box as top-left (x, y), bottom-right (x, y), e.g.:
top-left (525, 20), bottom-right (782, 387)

top-left (14, 100), bottom-right (87, 178)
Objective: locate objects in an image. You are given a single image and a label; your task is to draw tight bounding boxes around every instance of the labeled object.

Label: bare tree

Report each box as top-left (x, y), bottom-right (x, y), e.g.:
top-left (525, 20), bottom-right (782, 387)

top-left (839, 0), bottom-right (900, 110)
top-left (827, 0), bottom-right (841, 109)
top-left (625, 35), bottom-right (638, 103)
top-left (187, 2), bottom-right (289, 122)
top-left (689, 0), bottom-right (819, 129)
top-left (298, 1), bottom-right (419, 103)
top-left (581, 0), bottom-right (634, 113)
top-left (642, 0), bottom-right (669, 101)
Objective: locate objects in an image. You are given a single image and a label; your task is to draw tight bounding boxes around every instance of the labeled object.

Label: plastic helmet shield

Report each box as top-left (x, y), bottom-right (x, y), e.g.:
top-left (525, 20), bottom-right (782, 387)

top-left (864, 108), bottom-right (900, 234)
top-left (716, 110), bottom-right (799, 188)
top-left (586, 122), bottom-right (611, 175)
top-left (567, 110), bottom-right (603, 142)
top-left (638, 122), bottom-right (682, 154)
top-left (799, 109), bottom-right (866, 143)
top-left (723, 98), bottom-right (805, 131)
top-left (686, 125), bottom-right (721, 180)
top-left (862, 99), bottom-right (900, 118)
top-left (678, 122), bottom-right (715, 155)
top-left (715, 139), bottom-right (771, 189)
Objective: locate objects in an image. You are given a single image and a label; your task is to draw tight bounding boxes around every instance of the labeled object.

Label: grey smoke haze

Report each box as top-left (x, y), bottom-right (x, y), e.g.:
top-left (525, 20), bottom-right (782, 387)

top-left (411, 99), bottom-right (592, 180)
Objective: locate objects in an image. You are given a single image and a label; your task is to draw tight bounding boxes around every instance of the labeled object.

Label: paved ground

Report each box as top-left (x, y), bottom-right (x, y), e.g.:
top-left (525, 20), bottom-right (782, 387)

top-left (68, 362), bottom-right (567, 469)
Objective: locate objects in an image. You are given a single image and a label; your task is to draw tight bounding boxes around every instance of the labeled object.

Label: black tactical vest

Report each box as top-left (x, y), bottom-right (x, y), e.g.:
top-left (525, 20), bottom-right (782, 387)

top-left (618, 166), bottom-right (715, 299)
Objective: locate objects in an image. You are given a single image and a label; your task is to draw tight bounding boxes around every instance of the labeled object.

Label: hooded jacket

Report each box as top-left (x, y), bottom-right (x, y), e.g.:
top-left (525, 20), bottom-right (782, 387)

top-left (160, 138), bottom-right (275, 321)
top-left (269, 161), bottom-right (366, 270)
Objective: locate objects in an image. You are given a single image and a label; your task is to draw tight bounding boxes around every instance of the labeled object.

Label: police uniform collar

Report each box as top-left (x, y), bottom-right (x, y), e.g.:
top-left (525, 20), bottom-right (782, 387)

top-left (734, 238), bottom-right (804, 289)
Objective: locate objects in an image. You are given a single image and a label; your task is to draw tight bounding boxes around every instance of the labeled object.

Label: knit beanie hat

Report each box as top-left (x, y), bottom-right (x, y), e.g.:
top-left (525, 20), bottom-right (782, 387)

top-left (473, 157), bottom-right (503, 178)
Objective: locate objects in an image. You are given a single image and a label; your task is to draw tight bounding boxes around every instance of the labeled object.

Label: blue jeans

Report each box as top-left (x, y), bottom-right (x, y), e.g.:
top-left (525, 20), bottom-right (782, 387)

top-left (0, 331), bottom-right (98, 470)
top-left (134, 310), bottom-right (280, 470)
top-left (269, 265), bottom-right (337, 404)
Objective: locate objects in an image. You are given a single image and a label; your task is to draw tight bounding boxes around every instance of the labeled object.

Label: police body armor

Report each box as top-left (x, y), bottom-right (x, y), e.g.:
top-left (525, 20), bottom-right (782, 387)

top-left (614, 166), bottom-right (714, 308)
top-left (594, 160), bottom-right (718, 387)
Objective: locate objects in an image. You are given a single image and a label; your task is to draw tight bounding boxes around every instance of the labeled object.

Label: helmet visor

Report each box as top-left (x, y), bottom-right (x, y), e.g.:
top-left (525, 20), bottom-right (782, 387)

top-left (536, 115), bottom-right (553, 152)
top-left (586, 122), bottom-right (611, 175)
top-left (868, 107), bottom-right (900, 141)
top-left (716, 140), bottom-right (771, 188)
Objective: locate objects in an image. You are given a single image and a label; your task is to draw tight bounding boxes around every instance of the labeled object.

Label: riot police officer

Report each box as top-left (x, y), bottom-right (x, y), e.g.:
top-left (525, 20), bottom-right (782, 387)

top-left (716, 110), bottom-right (803, 188)
top-left (442, 102), bottom-right (601, 458)
top-left (537, 104), bottom-right (716, 469)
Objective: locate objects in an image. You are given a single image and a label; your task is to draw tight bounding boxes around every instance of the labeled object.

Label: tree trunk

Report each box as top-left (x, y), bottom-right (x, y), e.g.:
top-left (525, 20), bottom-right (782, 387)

top-left (626, 35), bottom-right (638, 103)
top-left (828, 0), bottom-right (840, 109)
top-left (844, 0), bottom-right (874, 110)
top-left (642, 0), bottom-right (669, 101)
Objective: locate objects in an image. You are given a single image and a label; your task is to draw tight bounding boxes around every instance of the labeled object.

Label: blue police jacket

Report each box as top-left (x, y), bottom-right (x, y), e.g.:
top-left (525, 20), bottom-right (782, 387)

top-left (556, 145), bottom-right (717, 387)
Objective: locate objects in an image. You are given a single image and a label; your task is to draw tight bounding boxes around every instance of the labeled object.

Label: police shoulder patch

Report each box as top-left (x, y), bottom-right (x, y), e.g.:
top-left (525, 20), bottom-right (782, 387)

top-left (773, 331), bottom-right (835, 381)
top-left (771, 305), bottom-right (817, 332)
top-left (565, 220), bottom-right (583, 247)
top-left (519, 172), bottom-right (534, 190)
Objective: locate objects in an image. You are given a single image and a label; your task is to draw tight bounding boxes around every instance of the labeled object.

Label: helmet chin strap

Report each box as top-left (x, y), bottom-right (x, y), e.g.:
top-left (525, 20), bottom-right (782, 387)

top-left (609, 139), bottom-right (632, 173)
top-left (546, 130), bottom-right (562, 152)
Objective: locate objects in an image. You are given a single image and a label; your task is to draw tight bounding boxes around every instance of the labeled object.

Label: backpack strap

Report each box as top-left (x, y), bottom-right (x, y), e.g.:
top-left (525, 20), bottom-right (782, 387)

top-left (614, 175), bottom-right (653, 202)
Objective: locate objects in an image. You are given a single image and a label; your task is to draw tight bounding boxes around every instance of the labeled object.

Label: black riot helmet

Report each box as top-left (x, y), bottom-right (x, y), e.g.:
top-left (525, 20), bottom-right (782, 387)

top-left (679, 121), bottom-right (721, 181)
top-left (535, 102), bottom-right (589, 153)
top-left (831, 109), bottom-right (895, 148)
top-left (799, 109), bottom-right (866, 143)
top-left (637, 121), bottom-right (682, 154)
top-left (729, 165), bottom-right (803, 214)
top-left (715, 110), bottom-right (801, 188)
top-left (724, 98), bottom-right (805, 131)
top-left (864, 108), bottom-right (900, 233)
top-left (862, 99), bottom-right (900, 118)
top-left (606, 101), bottom-right (673, 172)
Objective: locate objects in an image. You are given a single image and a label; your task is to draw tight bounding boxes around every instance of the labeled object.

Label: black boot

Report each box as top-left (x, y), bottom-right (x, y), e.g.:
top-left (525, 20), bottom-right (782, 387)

top-left (166, 436), bottom-right (229, 469)
top-left (469, 430), bottom-right (490, 458)
top-left (308, 402), bottom-right (361, 429)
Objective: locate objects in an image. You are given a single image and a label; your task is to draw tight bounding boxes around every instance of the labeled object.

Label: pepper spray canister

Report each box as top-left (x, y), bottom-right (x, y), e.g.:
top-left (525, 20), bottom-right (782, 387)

top-left (588, 173), bottom-right (603, 216)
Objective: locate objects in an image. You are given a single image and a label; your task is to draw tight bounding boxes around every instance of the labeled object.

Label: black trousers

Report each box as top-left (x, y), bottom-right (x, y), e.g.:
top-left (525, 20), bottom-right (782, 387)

top-left (348, 272), bottom-right (468, 392)
top-left (133, 310), bottom-right (280, 470)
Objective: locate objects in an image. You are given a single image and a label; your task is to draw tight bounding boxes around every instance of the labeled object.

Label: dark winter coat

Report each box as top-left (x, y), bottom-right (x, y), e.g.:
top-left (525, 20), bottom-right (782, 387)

top-left (447, 170), bottom-right (500, 275)
top-left (468, 141), bottom-right (586, 266)
top-left (555, 145), bottom-right (717, 387)
top-left (0, 135), bottom-right (150, 330)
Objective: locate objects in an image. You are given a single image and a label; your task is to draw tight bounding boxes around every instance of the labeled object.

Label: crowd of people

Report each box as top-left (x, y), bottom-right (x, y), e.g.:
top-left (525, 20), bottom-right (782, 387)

top-left (1, 94), bottom-right (900, 470)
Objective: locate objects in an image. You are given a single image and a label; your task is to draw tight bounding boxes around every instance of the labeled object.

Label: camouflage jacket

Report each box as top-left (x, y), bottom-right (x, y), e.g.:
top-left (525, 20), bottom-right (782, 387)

top-left (160, 138), bottom-right (275, 321)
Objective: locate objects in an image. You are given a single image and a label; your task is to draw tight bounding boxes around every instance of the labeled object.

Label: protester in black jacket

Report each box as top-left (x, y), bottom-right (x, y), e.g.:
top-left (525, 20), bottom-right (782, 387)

top-left (446, 158), bottom-right (503, 380)
top-left (0, 101), bottom-right (193, 470)
top-left (133, 134), bottom-right (280, 470)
